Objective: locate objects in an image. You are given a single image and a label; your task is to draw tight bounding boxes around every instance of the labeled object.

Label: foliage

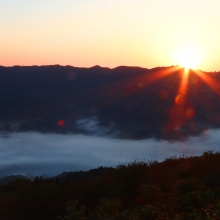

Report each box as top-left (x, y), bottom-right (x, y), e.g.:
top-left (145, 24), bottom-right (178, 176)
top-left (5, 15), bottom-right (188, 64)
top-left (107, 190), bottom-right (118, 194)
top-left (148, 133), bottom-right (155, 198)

top-left (0, 151), bottom-right (220, 219)
top-left (57, 200), bottom-right (86, 220)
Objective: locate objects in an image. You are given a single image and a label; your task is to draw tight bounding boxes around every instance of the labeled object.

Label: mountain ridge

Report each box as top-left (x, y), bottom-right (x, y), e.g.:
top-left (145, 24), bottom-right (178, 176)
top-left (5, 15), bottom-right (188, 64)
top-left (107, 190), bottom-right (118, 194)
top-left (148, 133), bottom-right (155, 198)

top-left (0, 65), bottom-right (219, 139)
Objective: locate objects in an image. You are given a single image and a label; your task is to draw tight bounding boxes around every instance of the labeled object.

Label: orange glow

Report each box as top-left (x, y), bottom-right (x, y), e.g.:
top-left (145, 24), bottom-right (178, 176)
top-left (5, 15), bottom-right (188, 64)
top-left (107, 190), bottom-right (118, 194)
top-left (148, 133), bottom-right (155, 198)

top-left (193, 69), bottom-right (220, 96)
top-left (175, 95), bottom-right (184, 105)
top-left (140, 66), bottom-right (181, 85)
top-left (165, 68), bottom-right (191, 134)
top-left (175, 68), bottom-right (190, 105)
top-left (186, 109), bottom-right (195, 119)
top-left (165, 67), bottom-right (220, 136)
top-left (180, 69), bottom-right (189, 93)
top-left (87, 66), bottom-right (181, 109)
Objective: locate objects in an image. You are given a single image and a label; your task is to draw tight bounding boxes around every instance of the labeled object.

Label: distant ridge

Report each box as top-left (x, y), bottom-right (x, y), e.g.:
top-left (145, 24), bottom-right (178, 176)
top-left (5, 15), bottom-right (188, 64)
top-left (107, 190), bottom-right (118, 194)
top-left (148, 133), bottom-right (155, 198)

top-left (0, 65), bottom-right (219, 139)
top-left (0, 175), bottom-right (28, 185)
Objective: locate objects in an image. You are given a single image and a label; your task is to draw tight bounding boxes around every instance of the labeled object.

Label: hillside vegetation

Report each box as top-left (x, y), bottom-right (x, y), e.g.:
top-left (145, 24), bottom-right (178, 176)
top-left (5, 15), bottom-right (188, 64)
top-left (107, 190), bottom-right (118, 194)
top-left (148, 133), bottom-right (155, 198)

top-left (1, 65), bottom-right (220, 139)
top-left (0, 151), bottom-right (220, 219)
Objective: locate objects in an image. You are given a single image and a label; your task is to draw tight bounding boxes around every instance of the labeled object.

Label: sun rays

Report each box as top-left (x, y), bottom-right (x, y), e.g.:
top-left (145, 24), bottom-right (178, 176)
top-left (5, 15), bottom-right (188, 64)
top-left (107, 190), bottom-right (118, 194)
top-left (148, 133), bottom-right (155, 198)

top-left (193, 69), bottom-right (220, 96)
top-left (165, 65), bottom-right (220, 137)
top-left (80, 64), bottom-right (220, 139)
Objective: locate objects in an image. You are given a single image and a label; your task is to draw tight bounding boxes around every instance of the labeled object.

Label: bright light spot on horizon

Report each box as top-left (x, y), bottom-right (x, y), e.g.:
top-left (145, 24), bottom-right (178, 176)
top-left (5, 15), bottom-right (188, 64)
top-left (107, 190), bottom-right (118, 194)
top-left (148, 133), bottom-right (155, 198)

top-left (174, 46), bottom-right (202, 70)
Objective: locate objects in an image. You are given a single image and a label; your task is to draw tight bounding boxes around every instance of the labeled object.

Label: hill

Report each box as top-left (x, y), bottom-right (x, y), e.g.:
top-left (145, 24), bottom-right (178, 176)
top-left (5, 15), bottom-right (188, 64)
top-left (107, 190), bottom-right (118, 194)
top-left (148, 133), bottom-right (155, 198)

top-left (0, 65), bottom-right (220, 139)
top-left (0, 151), bottom-right (220, 219)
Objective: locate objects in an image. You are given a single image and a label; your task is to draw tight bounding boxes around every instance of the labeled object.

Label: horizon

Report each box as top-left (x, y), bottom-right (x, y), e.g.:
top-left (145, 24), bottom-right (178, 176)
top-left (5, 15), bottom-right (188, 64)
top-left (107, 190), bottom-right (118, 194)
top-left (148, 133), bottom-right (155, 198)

top-left (1, 1), bottom-right (220, 71)
top-left (1, 64), bottom-right (219, 73)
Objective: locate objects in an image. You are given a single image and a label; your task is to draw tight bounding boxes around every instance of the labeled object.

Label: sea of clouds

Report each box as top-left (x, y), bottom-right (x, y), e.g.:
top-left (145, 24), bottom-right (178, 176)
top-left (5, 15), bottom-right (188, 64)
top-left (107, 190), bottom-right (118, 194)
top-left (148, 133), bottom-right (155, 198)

top-left (0, 128), bottom-right (219, 178)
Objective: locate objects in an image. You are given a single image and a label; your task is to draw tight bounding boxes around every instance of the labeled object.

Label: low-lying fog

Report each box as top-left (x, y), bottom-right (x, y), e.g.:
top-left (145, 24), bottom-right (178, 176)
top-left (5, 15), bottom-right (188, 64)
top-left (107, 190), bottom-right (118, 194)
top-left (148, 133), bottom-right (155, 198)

top-left (0, 129), bottom-right (219, 178)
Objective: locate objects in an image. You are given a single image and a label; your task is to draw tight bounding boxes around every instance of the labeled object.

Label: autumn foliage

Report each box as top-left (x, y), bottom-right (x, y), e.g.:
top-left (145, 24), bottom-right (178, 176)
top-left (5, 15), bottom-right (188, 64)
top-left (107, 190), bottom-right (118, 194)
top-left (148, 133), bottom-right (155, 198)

top-left (1, 151), bottom-right (220, 219)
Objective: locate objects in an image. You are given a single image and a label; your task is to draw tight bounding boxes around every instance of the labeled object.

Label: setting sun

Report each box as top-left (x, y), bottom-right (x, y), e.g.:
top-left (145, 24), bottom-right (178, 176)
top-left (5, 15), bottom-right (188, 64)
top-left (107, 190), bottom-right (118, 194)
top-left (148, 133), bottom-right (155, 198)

top-left (174, 46), bottom-right (202, 70)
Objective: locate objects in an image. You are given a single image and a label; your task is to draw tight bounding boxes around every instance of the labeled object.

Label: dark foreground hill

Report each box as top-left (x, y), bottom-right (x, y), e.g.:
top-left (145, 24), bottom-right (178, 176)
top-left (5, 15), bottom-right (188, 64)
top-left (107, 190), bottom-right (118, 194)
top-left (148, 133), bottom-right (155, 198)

top-left (1, 65), bottom-right (220, 139)
top-left (0, 151), bottom-right (220, 219)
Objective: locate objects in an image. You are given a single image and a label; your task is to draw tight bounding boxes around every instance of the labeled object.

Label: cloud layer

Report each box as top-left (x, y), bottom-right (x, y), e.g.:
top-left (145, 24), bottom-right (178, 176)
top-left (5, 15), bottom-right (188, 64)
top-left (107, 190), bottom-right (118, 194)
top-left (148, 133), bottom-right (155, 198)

top-left (0, 129), bottom-right (219, 178)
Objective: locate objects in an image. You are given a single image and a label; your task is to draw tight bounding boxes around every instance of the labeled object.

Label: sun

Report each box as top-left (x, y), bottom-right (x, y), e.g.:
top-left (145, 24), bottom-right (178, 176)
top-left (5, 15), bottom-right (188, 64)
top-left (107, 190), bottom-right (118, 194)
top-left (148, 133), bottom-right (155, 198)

top-left (174, 46), bottom-right (201, 70)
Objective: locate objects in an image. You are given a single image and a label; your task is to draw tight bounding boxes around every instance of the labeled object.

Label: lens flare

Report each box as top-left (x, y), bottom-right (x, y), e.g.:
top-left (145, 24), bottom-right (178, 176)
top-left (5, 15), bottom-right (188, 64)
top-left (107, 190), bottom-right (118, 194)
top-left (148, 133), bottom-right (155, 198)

top-left (58, 120), bottom-right (65, 126)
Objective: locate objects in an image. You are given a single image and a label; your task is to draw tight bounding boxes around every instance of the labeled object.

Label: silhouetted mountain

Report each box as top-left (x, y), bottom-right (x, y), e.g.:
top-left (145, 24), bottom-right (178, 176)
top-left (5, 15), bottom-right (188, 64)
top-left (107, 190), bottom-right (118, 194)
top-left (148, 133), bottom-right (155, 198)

top-left (0, 65), bottom-right (219, 139)
top-left (0, 175), bottom-right (28, 185)
top-left (0, 167), bottom-right (112, 185)
top-left (0, 167), bottom-right (109, 185)
top-left (51, 166), bottom-right (112, 183)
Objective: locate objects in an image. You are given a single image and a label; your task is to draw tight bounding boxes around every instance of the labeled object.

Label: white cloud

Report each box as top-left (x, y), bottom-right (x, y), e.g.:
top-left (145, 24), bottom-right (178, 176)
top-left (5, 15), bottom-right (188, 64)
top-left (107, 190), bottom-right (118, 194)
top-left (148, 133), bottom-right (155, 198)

top-left (0, 129), bottom-right (219, 178)
top-left (75, 116), bottom-right (119, 136)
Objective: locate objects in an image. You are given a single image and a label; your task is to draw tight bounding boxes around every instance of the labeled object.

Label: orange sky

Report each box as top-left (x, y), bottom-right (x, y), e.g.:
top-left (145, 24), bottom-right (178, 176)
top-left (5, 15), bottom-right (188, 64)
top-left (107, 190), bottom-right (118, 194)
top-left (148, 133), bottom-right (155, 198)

top-left (1, 0), bottom-right (220, 71)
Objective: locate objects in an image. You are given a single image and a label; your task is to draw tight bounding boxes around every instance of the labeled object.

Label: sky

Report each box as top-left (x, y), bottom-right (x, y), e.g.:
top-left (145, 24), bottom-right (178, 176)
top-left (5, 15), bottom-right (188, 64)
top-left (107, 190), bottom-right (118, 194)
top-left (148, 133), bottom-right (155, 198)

top-left (1, 0), bottom-right (220, 71)
top-left (0, 129), bottom-right (219, 178)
